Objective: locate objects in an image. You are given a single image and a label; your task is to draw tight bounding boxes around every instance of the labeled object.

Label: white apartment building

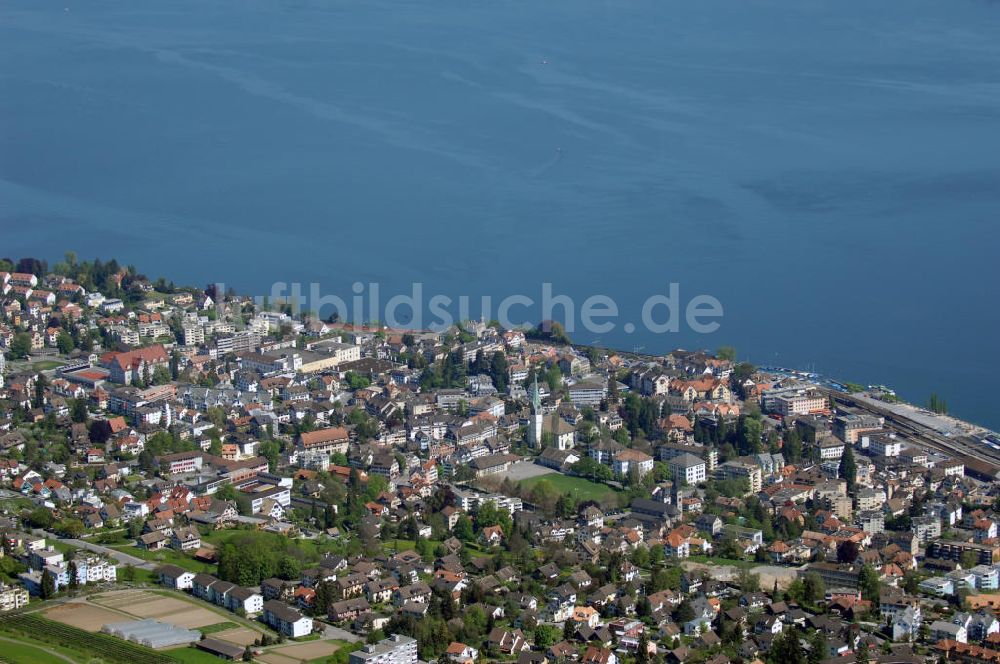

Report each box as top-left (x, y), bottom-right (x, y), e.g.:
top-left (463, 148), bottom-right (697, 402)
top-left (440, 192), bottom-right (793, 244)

top-left (869, 434), bottom-right (902, 457)
top-left (818, 438), bottom-right (846, 460)
top-left (262, 599), bottom-right (313, 638)
top-left (764, 389), bottom-right (827, 416)
top-left (350, 634), bottom-right (419, 664)
top-left (0, 584), bottom-right (29, 612)
top-left (669, 453), bottom-right (707, 485)
top-left (182, 324), bottom-right (205, 345)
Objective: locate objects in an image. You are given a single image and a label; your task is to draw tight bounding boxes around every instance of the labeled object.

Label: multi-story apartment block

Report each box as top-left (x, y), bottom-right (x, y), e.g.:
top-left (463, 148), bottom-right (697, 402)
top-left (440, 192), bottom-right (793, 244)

top-left (868, 433), bottom-right (902, 457)
top-left (715, 459), bottom-right (763, 494)
top-left (262, 599), bottom-right (313, 638)
top-left (668, 453), bottom-right (707, 486)
top-left (349, 634), bottom-right (419, 664)
top-left (0, 584), bottom-right (29, 612)
top-left (769, 391), bottom-right (828, 416)
top-left (833, 414), bottom-right (884, 444)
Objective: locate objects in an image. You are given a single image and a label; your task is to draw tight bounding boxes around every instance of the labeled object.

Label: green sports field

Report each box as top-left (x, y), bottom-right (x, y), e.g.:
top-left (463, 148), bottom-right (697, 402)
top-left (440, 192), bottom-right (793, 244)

top-left (517, 473), bottom-right (620, 503)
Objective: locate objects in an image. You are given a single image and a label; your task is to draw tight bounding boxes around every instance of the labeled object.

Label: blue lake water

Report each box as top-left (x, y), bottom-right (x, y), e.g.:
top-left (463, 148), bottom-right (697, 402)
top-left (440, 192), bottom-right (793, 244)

top-left (2, 0), bottom-right (999, 427)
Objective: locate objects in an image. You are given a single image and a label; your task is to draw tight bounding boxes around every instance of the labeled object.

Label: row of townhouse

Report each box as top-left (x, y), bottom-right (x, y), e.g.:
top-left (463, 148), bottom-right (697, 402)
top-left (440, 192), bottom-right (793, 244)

top-left (185, 571), bottom-right (265, 615)
top-left (172, 568), bottom-right (312, 638)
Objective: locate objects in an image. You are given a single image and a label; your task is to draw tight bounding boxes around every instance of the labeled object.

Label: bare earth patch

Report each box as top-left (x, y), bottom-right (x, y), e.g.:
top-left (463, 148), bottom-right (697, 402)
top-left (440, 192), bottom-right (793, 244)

top-left (257, 652), bottom-right (301, 664)
top-left (212, 627), bottom-right (261, 646)
top-left (751, 565), bottom-right (801, 591)
top-left (45, 603), bottom-right (130, 632)
top-left (119, 597), bottom-right (221, 628)
top-left (90, 590), bottom-right (226, 629)
top-left (681, 561), bottom-right (801, 590)
top-left (92, 590), bottom-right (160, 609)
top-left (259, 640), bottom-right (342, 663)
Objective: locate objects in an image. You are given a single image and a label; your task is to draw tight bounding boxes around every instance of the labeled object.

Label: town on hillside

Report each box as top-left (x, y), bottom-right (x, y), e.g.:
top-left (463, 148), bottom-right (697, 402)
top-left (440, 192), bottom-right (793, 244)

top-left (0, 255), bottom-right (999, 664)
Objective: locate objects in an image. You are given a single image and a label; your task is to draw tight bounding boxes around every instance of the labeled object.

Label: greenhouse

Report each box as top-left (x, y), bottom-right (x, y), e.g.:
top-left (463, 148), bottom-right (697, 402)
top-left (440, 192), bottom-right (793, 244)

top-left (101, 619), bottom-right (200, 649)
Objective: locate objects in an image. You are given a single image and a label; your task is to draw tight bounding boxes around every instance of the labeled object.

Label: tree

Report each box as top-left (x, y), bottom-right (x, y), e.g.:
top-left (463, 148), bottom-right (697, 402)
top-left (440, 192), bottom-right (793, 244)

top-left (802, 572), bottom-right (825, 606)
top-left (9, 332), bottom-right (32, 359)
top-left (673, 599), bottom-right (695, 623)
top-left (41, 568), bottom-right (55, 599)
top-left (128, 518), bottom-right (145, 539)
top-left (70, 398), bottom-right (89, 423)
top-left (855, 640), bottom-right (870, 664)
top-left (545, 363), bottom-right (563, 393)
top-left (607, 375), bottom-right (620, 405)
top-left (808, 631), bottom-right (826, 664)
top-left (636, 633), bottom-right (650, 664)
top-left (33, 374), bottom-right (48, 408)
top-left (56, 331), bottom-right (75, 354)
top-left (345, 372), bottom-right (371, 390)
top-left (16, 257), bottom-right (47, 278)
top-left (27, 506), bottom-right (54, 529)
top-left (839, 445), bottom-right (857, 494)
top-left (737, 567), bottom-right (761, 592)
top-left (741, 416), bottom-right (764, 455)
top-left (533, 624), bottom-right (561, 649)
top-left (783, 428), bottom-right (803, 463)
top-left (488, 352), bottom-right (509, 392)
top-left (858, 563), bottom-right (880, 603)
top-left (928, 393), bottom-right (948, 415)
top-left (151, 365), bottom-right (172, 385)
top-left (89, 419), bottom-right (114, 445)
top-left (217, 532), bottom-right (311, 586)
top-left (123, 565), bottom-right (137, 583)
top-left (563, 618), bottom-right (576, 641)
top-left (59, 519), bottom-right (85, 539)
top-left (68, 560), bottom-right (79, 590)
top-left (277, 555), bottom-right (301, 580)
top-left (770, 631), bottom-right (806, 664)
top-left (651, 566), bottom-right (681, 592)
top-left (837, 540), bottom-right (859, 564)
top-left (961, 549), bottom-right (979, 570)
top-left (453, 515), bottom-right (474, 542)
top-left (717, 346), bottom-right (737, 362)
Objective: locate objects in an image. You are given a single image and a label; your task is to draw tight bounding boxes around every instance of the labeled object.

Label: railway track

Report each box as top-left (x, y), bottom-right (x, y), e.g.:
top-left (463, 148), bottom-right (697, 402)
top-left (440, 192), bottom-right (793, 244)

top-left (825, 390), bottom-right (1000, 474)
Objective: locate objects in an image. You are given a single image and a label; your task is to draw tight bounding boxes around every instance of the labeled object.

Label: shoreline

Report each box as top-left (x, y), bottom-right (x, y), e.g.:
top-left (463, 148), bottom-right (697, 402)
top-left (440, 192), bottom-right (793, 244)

top-left (6, 252), bottom-right (995, 435)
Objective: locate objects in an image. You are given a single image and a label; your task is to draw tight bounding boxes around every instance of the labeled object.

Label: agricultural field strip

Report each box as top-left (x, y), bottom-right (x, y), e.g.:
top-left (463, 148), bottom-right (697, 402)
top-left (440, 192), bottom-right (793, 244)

top-left (0, 613), bottom-right (175, 664)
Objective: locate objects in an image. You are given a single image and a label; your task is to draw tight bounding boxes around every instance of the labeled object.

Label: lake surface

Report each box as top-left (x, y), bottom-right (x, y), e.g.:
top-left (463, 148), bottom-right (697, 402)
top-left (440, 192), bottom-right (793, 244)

top-left (2, 0), bottom-right (999, 428)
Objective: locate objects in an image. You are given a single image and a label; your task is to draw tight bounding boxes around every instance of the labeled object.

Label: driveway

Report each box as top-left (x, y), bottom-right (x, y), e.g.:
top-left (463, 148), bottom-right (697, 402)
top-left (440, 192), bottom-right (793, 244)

top-left (36, 530), bottom-right (156, 570)
top-left (319, 623), bottom-right (358, 642)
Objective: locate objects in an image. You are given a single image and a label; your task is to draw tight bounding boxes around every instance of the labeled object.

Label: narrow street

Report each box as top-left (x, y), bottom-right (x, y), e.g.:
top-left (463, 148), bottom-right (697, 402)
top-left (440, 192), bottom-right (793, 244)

top-left (34, 529), bottom-right (156, 571)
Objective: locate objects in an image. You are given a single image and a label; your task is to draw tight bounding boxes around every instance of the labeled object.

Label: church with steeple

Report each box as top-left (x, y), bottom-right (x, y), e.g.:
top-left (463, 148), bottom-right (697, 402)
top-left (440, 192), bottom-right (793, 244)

top-left (529, 375), bottom-right (544, 447)
top-left (528, 376), bottom-right (576, 450)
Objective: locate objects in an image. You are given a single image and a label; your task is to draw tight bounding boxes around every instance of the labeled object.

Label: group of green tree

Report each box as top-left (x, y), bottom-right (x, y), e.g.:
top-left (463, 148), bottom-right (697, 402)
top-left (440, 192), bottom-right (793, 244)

top-left (470, 350), bottom-right (510, 392)
top-left (45, 253), bottom-right (190, 303)
top-left (524, 320), bottom-right (571, 345)
top-left (452, 500), bottom-right (513, 542)
top-left (691, 407), bottom-right (768, 459)
top-left (839, 444), bottom-right (858, 494)
top-left (700, 494), bottom-right (813, 549)
top-left (620, 393), bottom-right (663, 440)
top-left (418, 350), bottom-right (469, 390)
top-left (927, 393), bottom-right (948, 415)
top-left (216, 531), bottom-right (313, 586)
top-left (766, 628), bottom-right (828, 664)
